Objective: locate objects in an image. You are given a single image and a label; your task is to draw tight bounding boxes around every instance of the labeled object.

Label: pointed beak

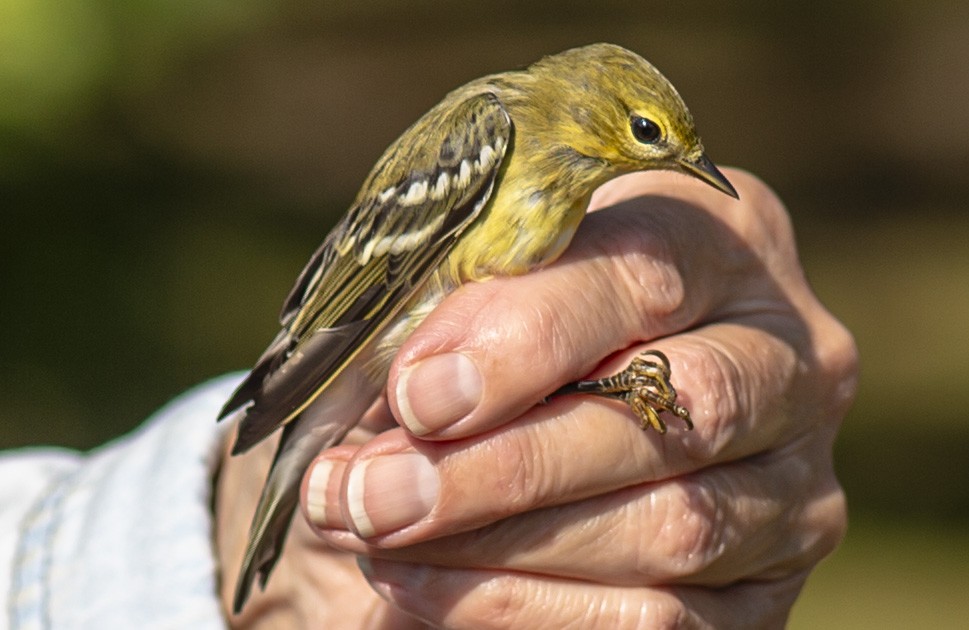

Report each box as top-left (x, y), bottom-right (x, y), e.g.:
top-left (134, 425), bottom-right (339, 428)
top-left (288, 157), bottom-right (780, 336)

top-left (678, 153), bottom-right (739, 199)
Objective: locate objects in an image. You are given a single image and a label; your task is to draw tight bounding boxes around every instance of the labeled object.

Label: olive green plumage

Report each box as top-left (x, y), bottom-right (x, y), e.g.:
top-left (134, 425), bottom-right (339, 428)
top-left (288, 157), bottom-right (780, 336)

top-left (220, 42), bottom-right (736, 613)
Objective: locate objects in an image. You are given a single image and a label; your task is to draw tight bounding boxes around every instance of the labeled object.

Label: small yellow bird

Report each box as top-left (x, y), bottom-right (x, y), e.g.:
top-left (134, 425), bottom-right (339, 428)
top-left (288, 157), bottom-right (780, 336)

top-left (220, 42), bottom-right (737, 612)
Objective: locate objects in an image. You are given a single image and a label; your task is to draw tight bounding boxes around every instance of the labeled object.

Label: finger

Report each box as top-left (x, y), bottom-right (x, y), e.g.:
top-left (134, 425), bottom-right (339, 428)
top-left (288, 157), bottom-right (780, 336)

top-left (358, 394), bottom-right (397, 435)
top-left (356, 559), bottom-right (805, 630)
top-left (304, 321), bottom-right (808, 542)
top-left (387, 171), bottom-right (782, 440)
top-left (316, 431), bottom-right (845, 589)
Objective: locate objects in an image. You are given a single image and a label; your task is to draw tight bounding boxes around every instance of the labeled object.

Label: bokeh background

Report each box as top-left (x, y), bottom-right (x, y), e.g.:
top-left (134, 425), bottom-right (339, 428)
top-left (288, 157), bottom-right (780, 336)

top-left (3, 2), bottom-right (968, 626)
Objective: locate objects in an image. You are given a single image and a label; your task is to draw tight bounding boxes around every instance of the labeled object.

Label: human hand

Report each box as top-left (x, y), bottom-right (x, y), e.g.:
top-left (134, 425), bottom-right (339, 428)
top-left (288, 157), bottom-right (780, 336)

top-left (219, 169), bottom-right (857, 628)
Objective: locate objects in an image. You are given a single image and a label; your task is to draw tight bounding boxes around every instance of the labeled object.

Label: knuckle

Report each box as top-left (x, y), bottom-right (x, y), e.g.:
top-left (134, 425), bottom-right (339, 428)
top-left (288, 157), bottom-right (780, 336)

top-left (487, 425), bottom-right (549, 514)
top-left (815, 313), bottom-right (860, 418)
top-left (452, 574), bottom-right (530, 629)
top-left (639, 599), bottom-right (696, 630)
top-left (675, 341), bottom-right (746, 458)
top-left (525, 295), bottom-right (587, 370)
top-left (463, 575), bottom-right (696, 630)
top-left (585, 211), bottom-right (689, 328)
top-left (605, 591), bottom-right (692, 630)
top-left (732, 172), bottom-right (795, 252)
top-left (479, 285), bottom-right (592, 376)
top-left (761, 444), bottom-right (847, 577)
top-left (636, 479), bottom-right (725, 580)
top-left (618, 244), bottom-right (688, 327)
top-left (805, 476), bottom-right (849, 564)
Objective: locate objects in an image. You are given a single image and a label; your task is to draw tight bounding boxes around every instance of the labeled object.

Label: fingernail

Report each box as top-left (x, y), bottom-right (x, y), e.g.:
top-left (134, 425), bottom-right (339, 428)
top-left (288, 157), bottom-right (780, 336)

top-left (396, 352), bottom-right (482, 435)
top-left (356, 559), bottom-right (439, 620)
top-left (305, 458), bottom-right (347, 528)
top-left (346, 453), bottom-right (440, 538)
top-left (357, 557), bottom-right (431, 593)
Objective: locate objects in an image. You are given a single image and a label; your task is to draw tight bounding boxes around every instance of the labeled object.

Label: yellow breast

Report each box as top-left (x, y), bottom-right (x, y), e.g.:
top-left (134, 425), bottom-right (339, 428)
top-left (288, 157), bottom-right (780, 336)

top-left (441, 157), bottom-right (592, 284)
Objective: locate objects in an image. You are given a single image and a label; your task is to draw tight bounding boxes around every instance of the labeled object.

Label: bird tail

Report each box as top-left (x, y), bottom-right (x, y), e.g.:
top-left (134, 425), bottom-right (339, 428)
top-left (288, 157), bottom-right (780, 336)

top-left (231, 422), bottom-right (303, 613)
top-left (231, 365), bottom-right (381, 613)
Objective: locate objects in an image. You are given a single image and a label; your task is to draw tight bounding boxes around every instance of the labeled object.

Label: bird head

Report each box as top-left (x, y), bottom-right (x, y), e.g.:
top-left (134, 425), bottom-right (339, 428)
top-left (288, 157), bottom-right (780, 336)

top-left (529, 43), bottom-right (738, 198)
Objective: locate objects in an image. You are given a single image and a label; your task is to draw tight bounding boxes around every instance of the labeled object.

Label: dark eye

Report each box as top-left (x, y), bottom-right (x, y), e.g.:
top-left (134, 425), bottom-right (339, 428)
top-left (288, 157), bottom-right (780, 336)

top-left (631, 116), bottom-right (661, 144)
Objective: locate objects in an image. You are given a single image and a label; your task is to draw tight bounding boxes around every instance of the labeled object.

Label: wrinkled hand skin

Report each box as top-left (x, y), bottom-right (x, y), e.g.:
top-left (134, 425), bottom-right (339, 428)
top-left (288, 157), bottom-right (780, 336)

top-left (216, 170), bottom-right (858, 629)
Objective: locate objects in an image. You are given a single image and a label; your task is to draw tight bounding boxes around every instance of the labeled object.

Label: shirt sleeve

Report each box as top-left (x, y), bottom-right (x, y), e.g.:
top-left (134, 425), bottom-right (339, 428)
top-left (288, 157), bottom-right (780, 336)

top-left (2, 374), bottom-right (243, 629)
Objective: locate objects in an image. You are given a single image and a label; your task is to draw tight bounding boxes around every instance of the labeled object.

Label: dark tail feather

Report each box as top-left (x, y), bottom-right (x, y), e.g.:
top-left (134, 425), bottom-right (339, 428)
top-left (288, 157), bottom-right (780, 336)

top-left (230, 361), bottom-right (380, 613)
top-left (232, 422), bottom-right (301, 614)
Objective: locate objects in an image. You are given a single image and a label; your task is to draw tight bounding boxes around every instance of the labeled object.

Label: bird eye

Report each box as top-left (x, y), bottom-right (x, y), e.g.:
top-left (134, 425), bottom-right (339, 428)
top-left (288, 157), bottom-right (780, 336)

top-left (631, 116), bottom-right (661, 144)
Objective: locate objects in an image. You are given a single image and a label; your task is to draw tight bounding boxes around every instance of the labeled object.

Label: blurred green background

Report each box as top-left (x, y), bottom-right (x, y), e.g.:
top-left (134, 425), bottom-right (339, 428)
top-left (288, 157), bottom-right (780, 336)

top-left (2, 1), bottom-right (968, 626)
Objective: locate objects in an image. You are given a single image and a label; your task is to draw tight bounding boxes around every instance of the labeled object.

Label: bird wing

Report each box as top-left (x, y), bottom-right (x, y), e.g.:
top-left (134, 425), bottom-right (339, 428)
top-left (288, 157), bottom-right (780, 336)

top-left (220, 91), bottom-right (512, 453)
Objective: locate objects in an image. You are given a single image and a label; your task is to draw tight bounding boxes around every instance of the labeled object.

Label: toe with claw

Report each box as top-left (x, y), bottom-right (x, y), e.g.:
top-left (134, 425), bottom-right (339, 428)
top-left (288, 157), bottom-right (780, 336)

top-left (548, 350), bottom-right (693, 433)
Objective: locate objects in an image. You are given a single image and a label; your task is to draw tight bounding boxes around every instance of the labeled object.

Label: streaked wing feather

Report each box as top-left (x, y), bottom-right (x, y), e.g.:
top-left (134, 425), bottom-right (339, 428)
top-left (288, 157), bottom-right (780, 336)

top-left (222, 92), bottom-right (512, 453)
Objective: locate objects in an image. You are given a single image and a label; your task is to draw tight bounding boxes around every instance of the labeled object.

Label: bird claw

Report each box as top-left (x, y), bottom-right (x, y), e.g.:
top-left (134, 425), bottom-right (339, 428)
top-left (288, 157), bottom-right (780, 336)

top-left (548, 350), bottom-right (693, 433)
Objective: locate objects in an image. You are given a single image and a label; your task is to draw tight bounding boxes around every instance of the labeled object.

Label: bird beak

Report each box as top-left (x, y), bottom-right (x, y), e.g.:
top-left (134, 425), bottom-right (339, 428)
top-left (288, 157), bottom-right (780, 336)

top-left (678, 153), bottom-right (739, 199)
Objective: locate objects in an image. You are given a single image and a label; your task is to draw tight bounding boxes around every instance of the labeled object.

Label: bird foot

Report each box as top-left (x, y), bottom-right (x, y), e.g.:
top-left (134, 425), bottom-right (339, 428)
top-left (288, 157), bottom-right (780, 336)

top-left (548, 350), bottom-right (692, 433)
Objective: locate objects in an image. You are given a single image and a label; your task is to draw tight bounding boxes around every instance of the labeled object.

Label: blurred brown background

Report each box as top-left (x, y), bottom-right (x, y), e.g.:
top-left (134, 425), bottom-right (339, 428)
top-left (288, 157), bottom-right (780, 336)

top-left (2, 2), bottom-right (968, 626)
